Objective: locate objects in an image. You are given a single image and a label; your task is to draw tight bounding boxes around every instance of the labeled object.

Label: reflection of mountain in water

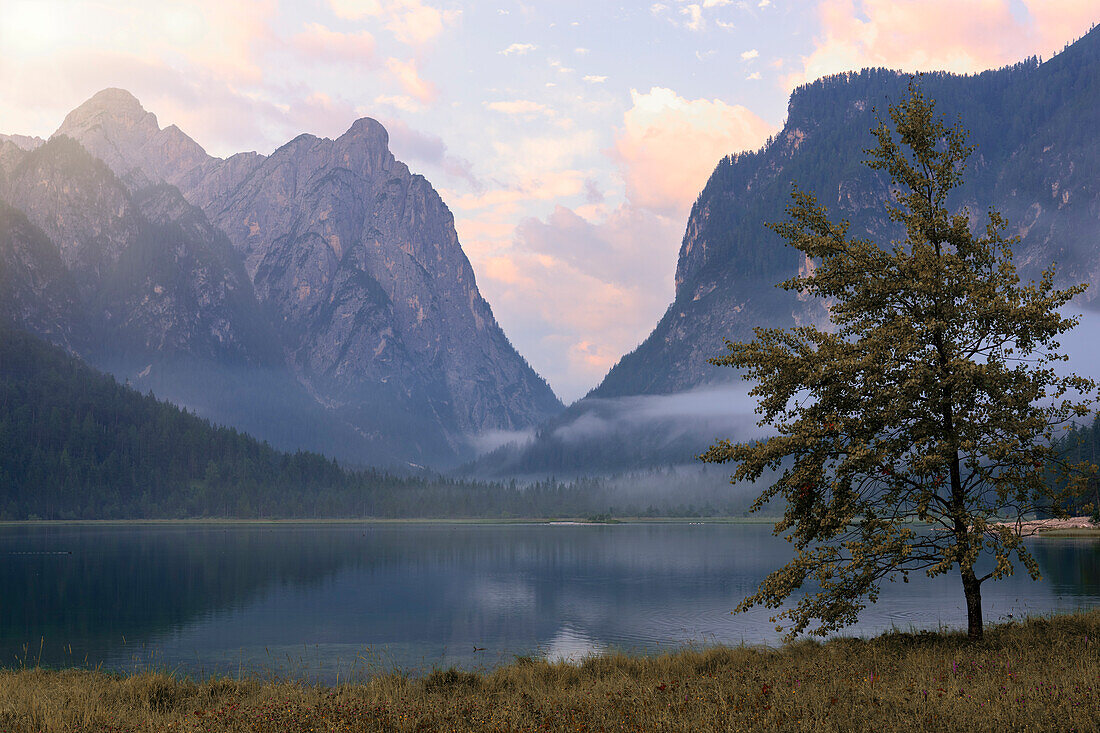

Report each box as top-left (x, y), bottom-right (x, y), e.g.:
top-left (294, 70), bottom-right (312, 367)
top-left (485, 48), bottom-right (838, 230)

top-left (1, 524), bottom-right (785, 670)
top-left (0, 525), bottom-right (362, 658)
top-left (1031, 538), bottom-right (1100, 597)
top-left (4, 524), bottom-right (1098, 678)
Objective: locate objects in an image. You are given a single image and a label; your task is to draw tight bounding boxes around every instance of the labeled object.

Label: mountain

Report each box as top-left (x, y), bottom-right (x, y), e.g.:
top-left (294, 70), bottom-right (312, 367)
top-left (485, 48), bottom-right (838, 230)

top-left (0, 325), bottom-right (599, 520)
top-left (469, 27), bottom-right (1100, 477)
top-left (1, 136), bottom-right (273, 363)
top-left (0, 136), bottom-right (379, 462)
top-left (598, 30), bottom-right (1100, 399)
top-left (1, 90), bottom-right (561, 468)
top-left (0, 134), bottom-right (43, 152)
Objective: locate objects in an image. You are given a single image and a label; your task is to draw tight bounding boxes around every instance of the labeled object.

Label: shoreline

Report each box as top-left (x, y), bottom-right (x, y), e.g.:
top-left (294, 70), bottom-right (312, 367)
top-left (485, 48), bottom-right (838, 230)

top-left (0, 516), bottom-right (781, 526)
top-left (3, 516), bottom-right (1096, 536)
top-left (1, 609), bottom-right (1097, 732)
top-left (991, 515), bottom-right (1100, 536)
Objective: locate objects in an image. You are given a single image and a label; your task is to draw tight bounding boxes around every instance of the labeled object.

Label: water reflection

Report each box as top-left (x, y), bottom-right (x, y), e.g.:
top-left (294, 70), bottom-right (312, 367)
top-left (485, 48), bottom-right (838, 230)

top-left (1, 523), bottom-right (1097, 680)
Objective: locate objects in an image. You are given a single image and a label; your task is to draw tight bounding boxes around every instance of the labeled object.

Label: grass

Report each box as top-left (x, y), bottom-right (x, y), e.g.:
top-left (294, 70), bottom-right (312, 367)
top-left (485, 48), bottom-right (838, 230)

top-left (1, 611), bottom-right (1098, 732)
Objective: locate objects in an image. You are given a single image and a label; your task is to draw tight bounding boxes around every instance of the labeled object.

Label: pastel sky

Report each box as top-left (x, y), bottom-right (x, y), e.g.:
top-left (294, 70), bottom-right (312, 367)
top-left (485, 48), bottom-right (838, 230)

top-left (1, 1), bottom-right (1095, 401)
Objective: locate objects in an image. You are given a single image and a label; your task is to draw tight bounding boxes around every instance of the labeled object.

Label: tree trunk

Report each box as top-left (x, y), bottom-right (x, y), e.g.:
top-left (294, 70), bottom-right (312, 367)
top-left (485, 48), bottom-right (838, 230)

top-left (961, 567), bottom-right (983, 640)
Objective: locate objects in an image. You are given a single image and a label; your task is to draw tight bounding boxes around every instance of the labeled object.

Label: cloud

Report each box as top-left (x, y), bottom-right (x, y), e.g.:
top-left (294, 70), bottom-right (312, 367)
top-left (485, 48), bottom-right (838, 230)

top-left (386, 0), bottom-right (457, 45)
top-left (468, 427), bottom-right (536, 454)
top-left (328, 0), bottom-right (383, 18)
top-left (373, 94), bottom-right (420, 112)
top-left (787, 0), bottom-right (1098, 89)
top-left (451, 83), bottom-right (779, 399)
top-left (609, 87), bottom-right (774, 216)
top-left (500, 43), bottom-right (537, 55)
top-left (550, 385), bottom-right (761, 444)
top-left (740, 48), bottom-right (759, 60)
top-left (447, 168), bottom-right (586, 210)
top-left (458, 201), bottom-right (684, 401)
top-left (582, 75), bottom-right (608, 83)
top-left (680, 4), bottom-right (704, 31)
top-left (0, 0), bottom-right (277, 87)
top-left (1020, 0), bottom-right (1100, 52)
top-left (652, 0), bottom-right (737, 31)
top-left (385, 57), bottom-right (436, 102)
top-left (328, 0), bottom-right (455, 46)
top-left (293, 23), bottom-right (375, 66)
top-left (485, 99), bottom-right (551, 117)
top-left (380, 115), bottom-right (480, 187)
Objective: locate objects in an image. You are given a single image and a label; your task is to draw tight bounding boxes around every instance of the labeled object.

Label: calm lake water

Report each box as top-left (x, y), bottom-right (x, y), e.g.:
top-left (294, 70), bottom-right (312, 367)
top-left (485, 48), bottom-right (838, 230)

top-left (2, 522), bottom-right (1098, 681)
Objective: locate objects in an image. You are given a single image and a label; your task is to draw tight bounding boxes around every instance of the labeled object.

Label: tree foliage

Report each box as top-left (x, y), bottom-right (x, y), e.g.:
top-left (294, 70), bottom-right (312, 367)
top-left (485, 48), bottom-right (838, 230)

top-left (702, 84), bottom-right (1096, 640)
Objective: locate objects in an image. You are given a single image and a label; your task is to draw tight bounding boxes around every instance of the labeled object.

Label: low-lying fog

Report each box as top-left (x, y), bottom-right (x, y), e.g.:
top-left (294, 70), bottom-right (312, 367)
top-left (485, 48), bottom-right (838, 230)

top-left (462, 306), bottom-right (1100, 516)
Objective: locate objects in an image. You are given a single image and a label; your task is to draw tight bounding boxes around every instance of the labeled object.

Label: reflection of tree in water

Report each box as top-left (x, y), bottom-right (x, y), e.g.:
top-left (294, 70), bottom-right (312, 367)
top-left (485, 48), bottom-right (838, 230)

top-left (1030, 539), bottom-right (1100, 596)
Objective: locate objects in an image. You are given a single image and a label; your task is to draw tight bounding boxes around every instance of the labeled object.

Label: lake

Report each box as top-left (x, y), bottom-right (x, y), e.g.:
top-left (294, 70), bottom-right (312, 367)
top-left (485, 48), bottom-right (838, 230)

top-left (2, 522), bottom-right (1098, 682)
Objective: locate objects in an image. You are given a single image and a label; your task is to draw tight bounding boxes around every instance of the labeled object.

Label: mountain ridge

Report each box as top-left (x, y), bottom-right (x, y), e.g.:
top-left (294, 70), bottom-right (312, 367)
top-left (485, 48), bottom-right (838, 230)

top-left (593, 27), bottom-right (1100, 401)
top-left (468, 27), bottom-right (1100, 477)
top-left (2, 90), bottom-right (561, 467)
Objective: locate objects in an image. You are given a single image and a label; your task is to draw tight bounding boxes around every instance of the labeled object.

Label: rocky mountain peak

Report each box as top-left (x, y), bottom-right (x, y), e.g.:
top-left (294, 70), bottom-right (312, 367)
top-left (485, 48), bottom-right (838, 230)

top-left (335, 118), bottom-right (393, 177)
top-left (54, 88), bottom-right (214, 191)
top-left (340, 117), bottom-right (389, 149)
top-left (56, 88), bottom-right (158, 141)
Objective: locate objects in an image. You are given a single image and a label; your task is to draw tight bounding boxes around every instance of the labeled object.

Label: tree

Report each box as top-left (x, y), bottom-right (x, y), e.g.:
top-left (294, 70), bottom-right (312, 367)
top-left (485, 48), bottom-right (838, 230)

top-left (702, 84), bottom-right (1096, 641)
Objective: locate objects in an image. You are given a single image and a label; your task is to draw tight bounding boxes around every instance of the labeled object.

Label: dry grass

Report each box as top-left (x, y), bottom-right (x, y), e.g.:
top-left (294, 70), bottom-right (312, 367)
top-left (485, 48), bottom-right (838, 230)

top-left (1, 610), bottom-right (1098, 732)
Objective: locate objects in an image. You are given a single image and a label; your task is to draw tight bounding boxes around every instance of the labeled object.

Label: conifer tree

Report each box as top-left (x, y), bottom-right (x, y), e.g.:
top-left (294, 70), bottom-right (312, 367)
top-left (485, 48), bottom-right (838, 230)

top-left (703, 84), bottom-right (1096, 640)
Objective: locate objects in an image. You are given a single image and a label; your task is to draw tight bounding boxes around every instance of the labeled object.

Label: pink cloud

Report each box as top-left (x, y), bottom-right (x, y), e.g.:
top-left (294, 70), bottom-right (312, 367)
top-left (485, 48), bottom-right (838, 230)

top-left (787, 0), bottom-right (1098, 89)
top-left (1021, 0), bottom-right (1099, 52)
top-left (609, 87), bottom-right (775, 216)
top-left (292, 23), bottom-right (376, 66)
top-left (385, 57), bottom-right (437, 103)
top-left (327, 0), bottom-right (456, 46)
top-left (459, 201), bottom-right (684, 400)
top-left (384, 0), bottom-right (455, 45)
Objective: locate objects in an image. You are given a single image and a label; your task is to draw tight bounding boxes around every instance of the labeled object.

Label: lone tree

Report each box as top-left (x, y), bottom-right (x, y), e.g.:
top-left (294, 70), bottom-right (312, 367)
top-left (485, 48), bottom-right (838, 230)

top-left (702, 85), bottom-right (1096, 641)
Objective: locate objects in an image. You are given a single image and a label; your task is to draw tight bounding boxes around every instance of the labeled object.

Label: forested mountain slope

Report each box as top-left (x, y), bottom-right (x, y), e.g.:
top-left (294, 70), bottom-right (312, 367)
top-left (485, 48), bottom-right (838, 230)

top-left (595, 27), bottom-right (1100, 398)
top-left (0, 327), bottom-right (587, 519)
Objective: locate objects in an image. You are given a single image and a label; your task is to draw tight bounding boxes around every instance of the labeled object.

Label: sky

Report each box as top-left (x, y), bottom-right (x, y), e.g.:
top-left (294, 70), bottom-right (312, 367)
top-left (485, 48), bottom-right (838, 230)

top-left (0, 1), bottom-right (1096, 402)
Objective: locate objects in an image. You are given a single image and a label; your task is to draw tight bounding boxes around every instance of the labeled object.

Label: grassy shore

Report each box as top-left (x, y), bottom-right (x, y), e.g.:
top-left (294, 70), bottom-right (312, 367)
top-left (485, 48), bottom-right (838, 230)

top-left (1, 611), bottom-right (1098, 732)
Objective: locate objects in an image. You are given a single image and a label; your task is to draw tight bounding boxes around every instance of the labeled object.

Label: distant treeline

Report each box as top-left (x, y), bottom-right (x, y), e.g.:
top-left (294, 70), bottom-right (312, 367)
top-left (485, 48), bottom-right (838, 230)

top-left (0, 327), bottom-right (742, 520)
top-left (1052, 417), bottom-right (1100, 519)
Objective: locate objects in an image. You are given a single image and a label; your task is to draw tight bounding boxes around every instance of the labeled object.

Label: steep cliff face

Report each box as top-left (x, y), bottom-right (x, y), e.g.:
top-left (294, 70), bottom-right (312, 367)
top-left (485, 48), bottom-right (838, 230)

top-left (593, 27), bottom-right (1100, 400)
top-left (202, 119), bottom-right (559, 446)
top-left (0, 137), bottom-right (275, 365)
top-left (466, 27), bottom-right (1100, 478)
top-left (0, 201), bottom-right (84, 349)
top-left (10, 89), bottom-right (561, 466)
